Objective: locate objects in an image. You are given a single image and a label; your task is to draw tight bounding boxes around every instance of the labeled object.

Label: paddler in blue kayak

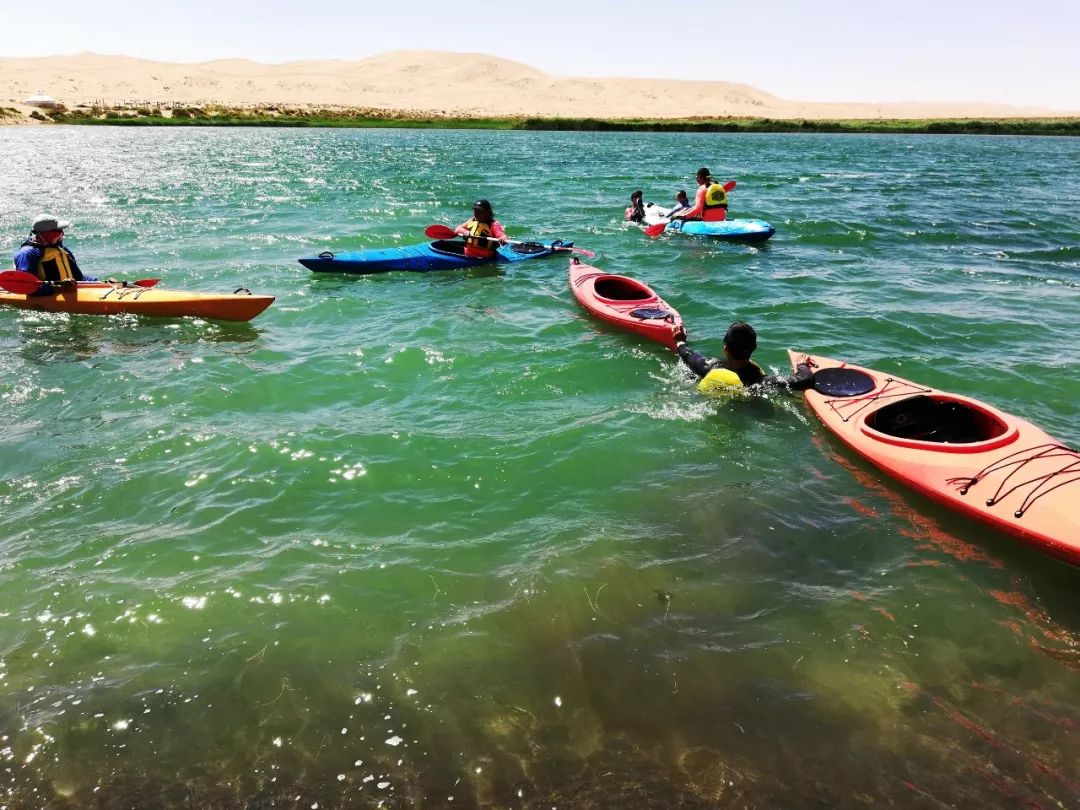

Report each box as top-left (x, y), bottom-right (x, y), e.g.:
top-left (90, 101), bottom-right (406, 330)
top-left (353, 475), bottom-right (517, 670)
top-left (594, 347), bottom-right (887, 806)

top-left (675, 321), bottom-right (815, 394)
top-left (12, 215), bottom-right (98, 295)
top-left (454, 199), bottom-right (510, 259)
top-left (670, 167), bottom-right (731, 223)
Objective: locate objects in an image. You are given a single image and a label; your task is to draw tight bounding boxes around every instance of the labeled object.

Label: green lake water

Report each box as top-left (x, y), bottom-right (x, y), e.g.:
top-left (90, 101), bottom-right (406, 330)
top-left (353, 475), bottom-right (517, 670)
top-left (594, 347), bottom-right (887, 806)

top-left (1, 128), bottom-right (1078, 807)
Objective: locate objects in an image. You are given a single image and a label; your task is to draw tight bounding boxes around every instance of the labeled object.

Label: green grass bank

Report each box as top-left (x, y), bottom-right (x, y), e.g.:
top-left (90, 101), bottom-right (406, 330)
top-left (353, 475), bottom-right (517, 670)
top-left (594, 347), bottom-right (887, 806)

top-left (33, 105), bottom-right (1080, 135)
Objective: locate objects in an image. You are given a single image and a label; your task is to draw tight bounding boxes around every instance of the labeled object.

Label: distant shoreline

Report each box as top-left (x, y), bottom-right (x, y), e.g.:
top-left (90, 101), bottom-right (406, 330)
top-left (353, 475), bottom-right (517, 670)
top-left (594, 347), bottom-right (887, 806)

top-left (8, 106), bottom-right (1080, 136)
top-left (6, 51), bottom-right (1076, 125)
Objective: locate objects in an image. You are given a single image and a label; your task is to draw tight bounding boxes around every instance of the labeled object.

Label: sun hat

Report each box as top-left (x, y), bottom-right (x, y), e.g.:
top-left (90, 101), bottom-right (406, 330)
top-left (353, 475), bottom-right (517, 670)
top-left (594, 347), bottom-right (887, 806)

top-left (32, 214), bottom-right (71, 233)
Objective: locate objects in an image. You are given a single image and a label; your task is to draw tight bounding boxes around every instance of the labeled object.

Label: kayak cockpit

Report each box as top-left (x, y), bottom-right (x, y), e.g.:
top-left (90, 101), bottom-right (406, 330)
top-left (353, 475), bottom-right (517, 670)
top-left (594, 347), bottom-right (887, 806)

top-left (861, 395), bottom-right (1019, 453)
top-left (592, 276), bottom-right (654, 302)
top-left (429, 240), bottom-right (470, 256)
top-left (427, 240), bottom-right (551, 260)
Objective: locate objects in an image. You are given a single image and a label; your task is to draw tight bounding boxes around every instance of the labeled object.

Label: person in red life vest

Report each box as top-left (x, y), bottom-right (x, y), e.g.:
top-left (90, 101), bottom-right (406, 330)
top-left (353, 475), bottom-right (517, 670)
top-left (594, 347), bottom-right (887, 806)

top-left (624, 190), bottom-right (646, 223)
top-left (670, 167), bottom-right (731, 223)
top-left (12, 215), bottom-right (98, 295)
top-left (454, 199), bottom-right (509, 259)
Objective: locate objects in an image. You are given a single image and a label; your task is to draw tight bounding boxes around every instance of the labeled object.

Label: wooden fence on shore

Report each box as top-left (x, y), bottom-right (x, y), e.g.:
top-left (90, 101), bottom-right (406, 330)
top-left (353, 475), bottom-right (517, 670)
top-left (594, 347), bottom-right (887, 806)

top-left (77, 98), bottom-right (360, 111)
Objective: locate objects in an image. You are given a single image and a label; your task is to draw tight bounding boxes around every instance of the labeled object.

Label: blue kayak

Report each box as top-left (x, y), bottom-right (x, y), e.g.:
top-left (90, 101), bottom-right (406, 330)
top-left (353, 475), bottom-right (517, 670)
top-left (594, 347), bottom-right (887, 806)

top-left (299, 239), bottom-right (574, 274)
top-left (666, 218), bottom-right (775, 243)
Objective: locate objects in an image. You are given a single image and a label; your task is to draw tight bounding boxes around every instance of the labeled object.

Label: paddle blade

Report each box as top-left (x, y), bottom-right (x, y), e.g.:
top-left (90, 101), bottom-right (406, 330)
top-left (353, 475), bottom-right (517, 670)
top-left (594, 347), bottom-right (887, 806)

top-left (0, 270), bottom-right (47, 295)
top-left (723, 181), bottom-right (736, 192)
top-left (424, 224), bottom-right (458, 239)
top-left (133, 279), bottom-right (160, 288)
top-left (571, 247), bottom-right (596, 258)
top-left (644, 222), bottom-right (667, 238)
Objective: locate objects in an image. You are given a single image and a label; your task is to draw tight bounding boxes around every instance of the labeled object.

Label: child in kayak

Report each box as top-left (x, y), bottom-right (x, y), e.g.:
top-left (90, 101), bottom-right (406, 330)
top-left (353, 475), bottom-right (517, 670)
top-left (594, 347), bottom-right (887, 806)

top-left (675, 321), bottom-right (815, 394)
top-left (668, 190), bottom-right (691, 218)
top-left (12, 215), bottom-right (98, 295)
top-left (670, 168), bottom-right (731, 223)
top-left (624, 190), bottom-right (646, 223)
top-left (454, 199), bottom-right (509, 259)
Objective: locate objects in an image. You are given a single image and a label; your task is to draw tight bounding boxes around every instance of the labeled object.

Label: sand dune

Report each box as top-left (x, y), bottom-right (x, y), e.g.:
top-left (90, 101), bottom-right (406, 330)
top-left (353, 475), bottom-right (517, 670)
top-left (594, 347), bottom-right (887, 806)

top-left (0, 51), bottom-right (1070, 121)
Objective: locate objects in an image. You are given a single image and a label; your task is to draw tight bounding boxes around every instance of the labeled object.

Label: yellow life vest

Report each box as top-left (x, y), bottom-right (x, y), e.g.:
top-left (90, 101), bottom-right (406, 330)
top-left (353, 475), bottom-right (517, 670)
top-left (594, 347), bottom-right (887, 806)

top-left (697, 367), bottom-right (743, 396)
top-left (462, 219), bottom-right (496, 255)
top-left (703, 182), bottom-right (729, 211)
top-left (34, 246), bottom-right (77, 283)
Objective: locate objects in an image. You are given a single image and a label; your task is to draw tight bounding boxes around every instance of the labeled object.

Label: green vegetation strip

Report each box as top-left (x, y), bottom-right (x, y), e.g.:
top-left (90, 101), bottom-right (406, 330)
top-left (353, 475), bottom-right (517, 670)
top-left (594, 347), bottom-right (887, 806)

top-left (43, 107), bottom-right (1080, 136)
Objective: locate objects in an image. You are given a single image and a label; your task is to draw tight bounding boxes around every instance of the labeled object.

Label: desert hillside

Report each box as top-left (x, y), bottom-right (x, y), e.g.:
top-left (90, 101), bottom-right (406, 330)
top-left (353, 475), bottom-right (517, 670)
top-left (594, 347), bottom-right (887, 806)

top-left (0, 51), bottom-right (1069, 120)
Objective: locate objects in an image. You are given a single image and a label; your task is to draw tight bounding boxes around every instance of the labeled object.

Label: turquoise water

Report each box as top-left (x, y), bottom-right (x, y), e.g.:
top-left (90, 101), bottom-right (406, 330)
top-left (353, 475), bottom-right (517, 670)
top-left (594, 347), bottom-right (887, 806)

top-left (1, 128), bottom-right (1078, 807)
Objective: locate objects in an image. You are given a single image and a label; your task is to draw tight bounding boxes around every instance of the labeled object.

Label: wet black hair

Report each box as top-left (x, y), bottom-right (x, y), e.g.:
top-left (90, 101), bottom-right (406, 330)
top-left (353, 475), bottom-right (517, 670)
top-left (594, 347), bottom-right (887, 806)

top-left (631, 190), bottom-right (643, 201)
top-left (723, 321), bottom-right (757, 360)
top-left (473, 198), bottom-right (494, 224)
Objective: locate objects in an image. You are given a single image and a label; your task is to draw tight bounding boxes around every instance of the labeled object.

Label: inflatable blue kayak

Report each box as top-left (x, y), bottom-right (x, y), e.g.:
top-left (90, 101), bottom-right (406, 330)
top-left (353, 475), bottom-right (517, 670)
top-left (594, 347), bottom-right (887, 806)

top-left (299, 238), bottom-right (574, 274)
top-left (641, 204), bottom-right (775, 243)
top-left (666, 219), bottom-right (775, 243)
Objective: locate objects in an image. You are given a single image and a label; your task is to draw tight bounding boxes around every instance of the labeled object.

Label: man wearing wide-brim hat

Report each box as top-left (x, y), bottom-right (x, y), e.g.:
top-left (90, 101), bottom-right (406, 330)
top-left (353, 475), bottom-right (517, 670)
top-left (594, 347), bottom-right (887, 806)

top-left (13, 215), bottom-right (98, 295)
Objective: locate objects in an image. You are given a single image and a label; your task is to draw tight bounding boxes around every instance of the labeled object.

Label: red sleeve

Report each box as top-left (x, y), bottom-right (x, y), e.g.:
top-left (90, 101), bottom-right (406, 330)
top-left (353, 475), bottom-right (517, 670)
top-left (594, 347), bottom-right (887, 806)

top-left (490, 221), bottom-right (506, 239)
top-left (454, 220), bottom-right (469, 235)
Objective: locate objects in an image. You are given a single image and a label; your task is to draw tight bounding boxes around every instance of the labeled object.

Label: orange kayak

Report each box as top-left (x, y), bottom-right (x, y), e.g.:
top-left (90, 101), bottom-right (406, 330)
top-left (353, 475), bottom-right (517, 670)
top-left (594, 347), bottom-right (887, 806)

top-left (568, 258), bottom-right (685, 349)
top-left (0, 281), bottom-right (274, 322)
top-left (790, 351), bottom-right (1080, 566)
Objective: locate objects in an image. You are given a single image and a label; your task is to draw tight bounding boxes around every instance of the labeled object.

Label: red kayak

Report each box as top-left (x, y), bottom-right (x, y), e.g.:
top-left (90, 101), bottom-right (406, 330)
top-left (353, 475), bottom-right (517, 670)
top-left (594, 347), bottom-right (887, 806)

top-left (568, 258), bottom-right (685, 349)
top-left (790, 351), bottom-right (1080, 566)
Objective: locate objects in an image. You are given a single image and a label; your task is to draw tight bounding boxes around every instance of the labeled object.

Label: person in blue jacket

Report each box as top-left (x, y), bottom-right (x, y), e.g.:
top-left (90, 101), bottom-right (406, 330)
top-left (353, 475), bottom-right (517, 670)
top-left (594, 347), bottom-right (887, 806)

top-left (13, 215), bottom-right (97, 295)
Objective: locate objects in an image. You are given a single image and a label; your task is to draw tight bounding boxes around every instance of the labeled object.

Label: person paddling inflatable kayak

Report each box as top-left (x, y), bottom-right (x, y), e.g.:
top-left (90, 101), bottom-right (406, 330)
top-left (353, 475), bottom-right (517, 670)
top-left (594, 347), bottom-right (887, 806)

top-left (641, 172), bottom-right (773, 241)
top-left (671, 167), bottom-right (732, 223)
top-left (676, 321), bottom-right (815, 395)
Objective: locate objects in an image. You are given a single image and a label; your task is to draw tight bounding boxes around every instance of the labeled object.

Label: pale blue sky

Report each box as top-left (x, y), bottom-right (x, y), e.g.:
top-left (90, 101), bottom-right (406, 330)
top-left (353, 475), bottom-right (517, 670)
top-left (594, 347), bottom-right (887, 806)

top-left (2, 0), bottom-right (1077, 109)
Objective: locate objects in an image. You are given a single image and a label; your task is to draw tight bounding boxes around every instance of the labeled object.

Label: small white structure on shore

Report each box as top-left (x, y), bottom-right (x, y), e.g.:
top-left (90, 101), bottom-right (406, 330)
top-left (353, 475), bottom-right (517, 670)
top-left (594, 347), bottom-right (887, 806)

top-left (24, 90), bottom-right (62, 109)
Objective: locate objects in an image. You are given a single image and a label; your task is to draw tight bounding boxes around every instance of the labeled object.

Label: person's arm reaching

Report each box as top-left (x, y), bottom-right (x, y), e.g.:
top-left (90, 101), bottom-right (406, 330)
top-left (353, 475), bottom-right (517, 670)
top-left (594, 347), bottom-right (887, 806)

top-left (757, 362), bottom-right (815, 392)
top-left (675, 343), bottom-right (716, 379)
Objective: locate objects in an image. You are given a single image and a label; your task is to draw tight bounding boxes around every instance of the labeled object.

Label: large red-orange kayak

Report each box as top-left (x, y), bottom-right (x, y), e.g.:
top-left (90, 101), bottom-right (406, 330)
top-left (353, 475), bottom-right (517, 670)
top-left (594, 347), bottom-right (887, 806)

top-left (0, 281), bottom-right (274, 322)
top-left (569, 258), bottom-right (685, 349)
top-left (790, 351), bottom-right (1080, 565)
